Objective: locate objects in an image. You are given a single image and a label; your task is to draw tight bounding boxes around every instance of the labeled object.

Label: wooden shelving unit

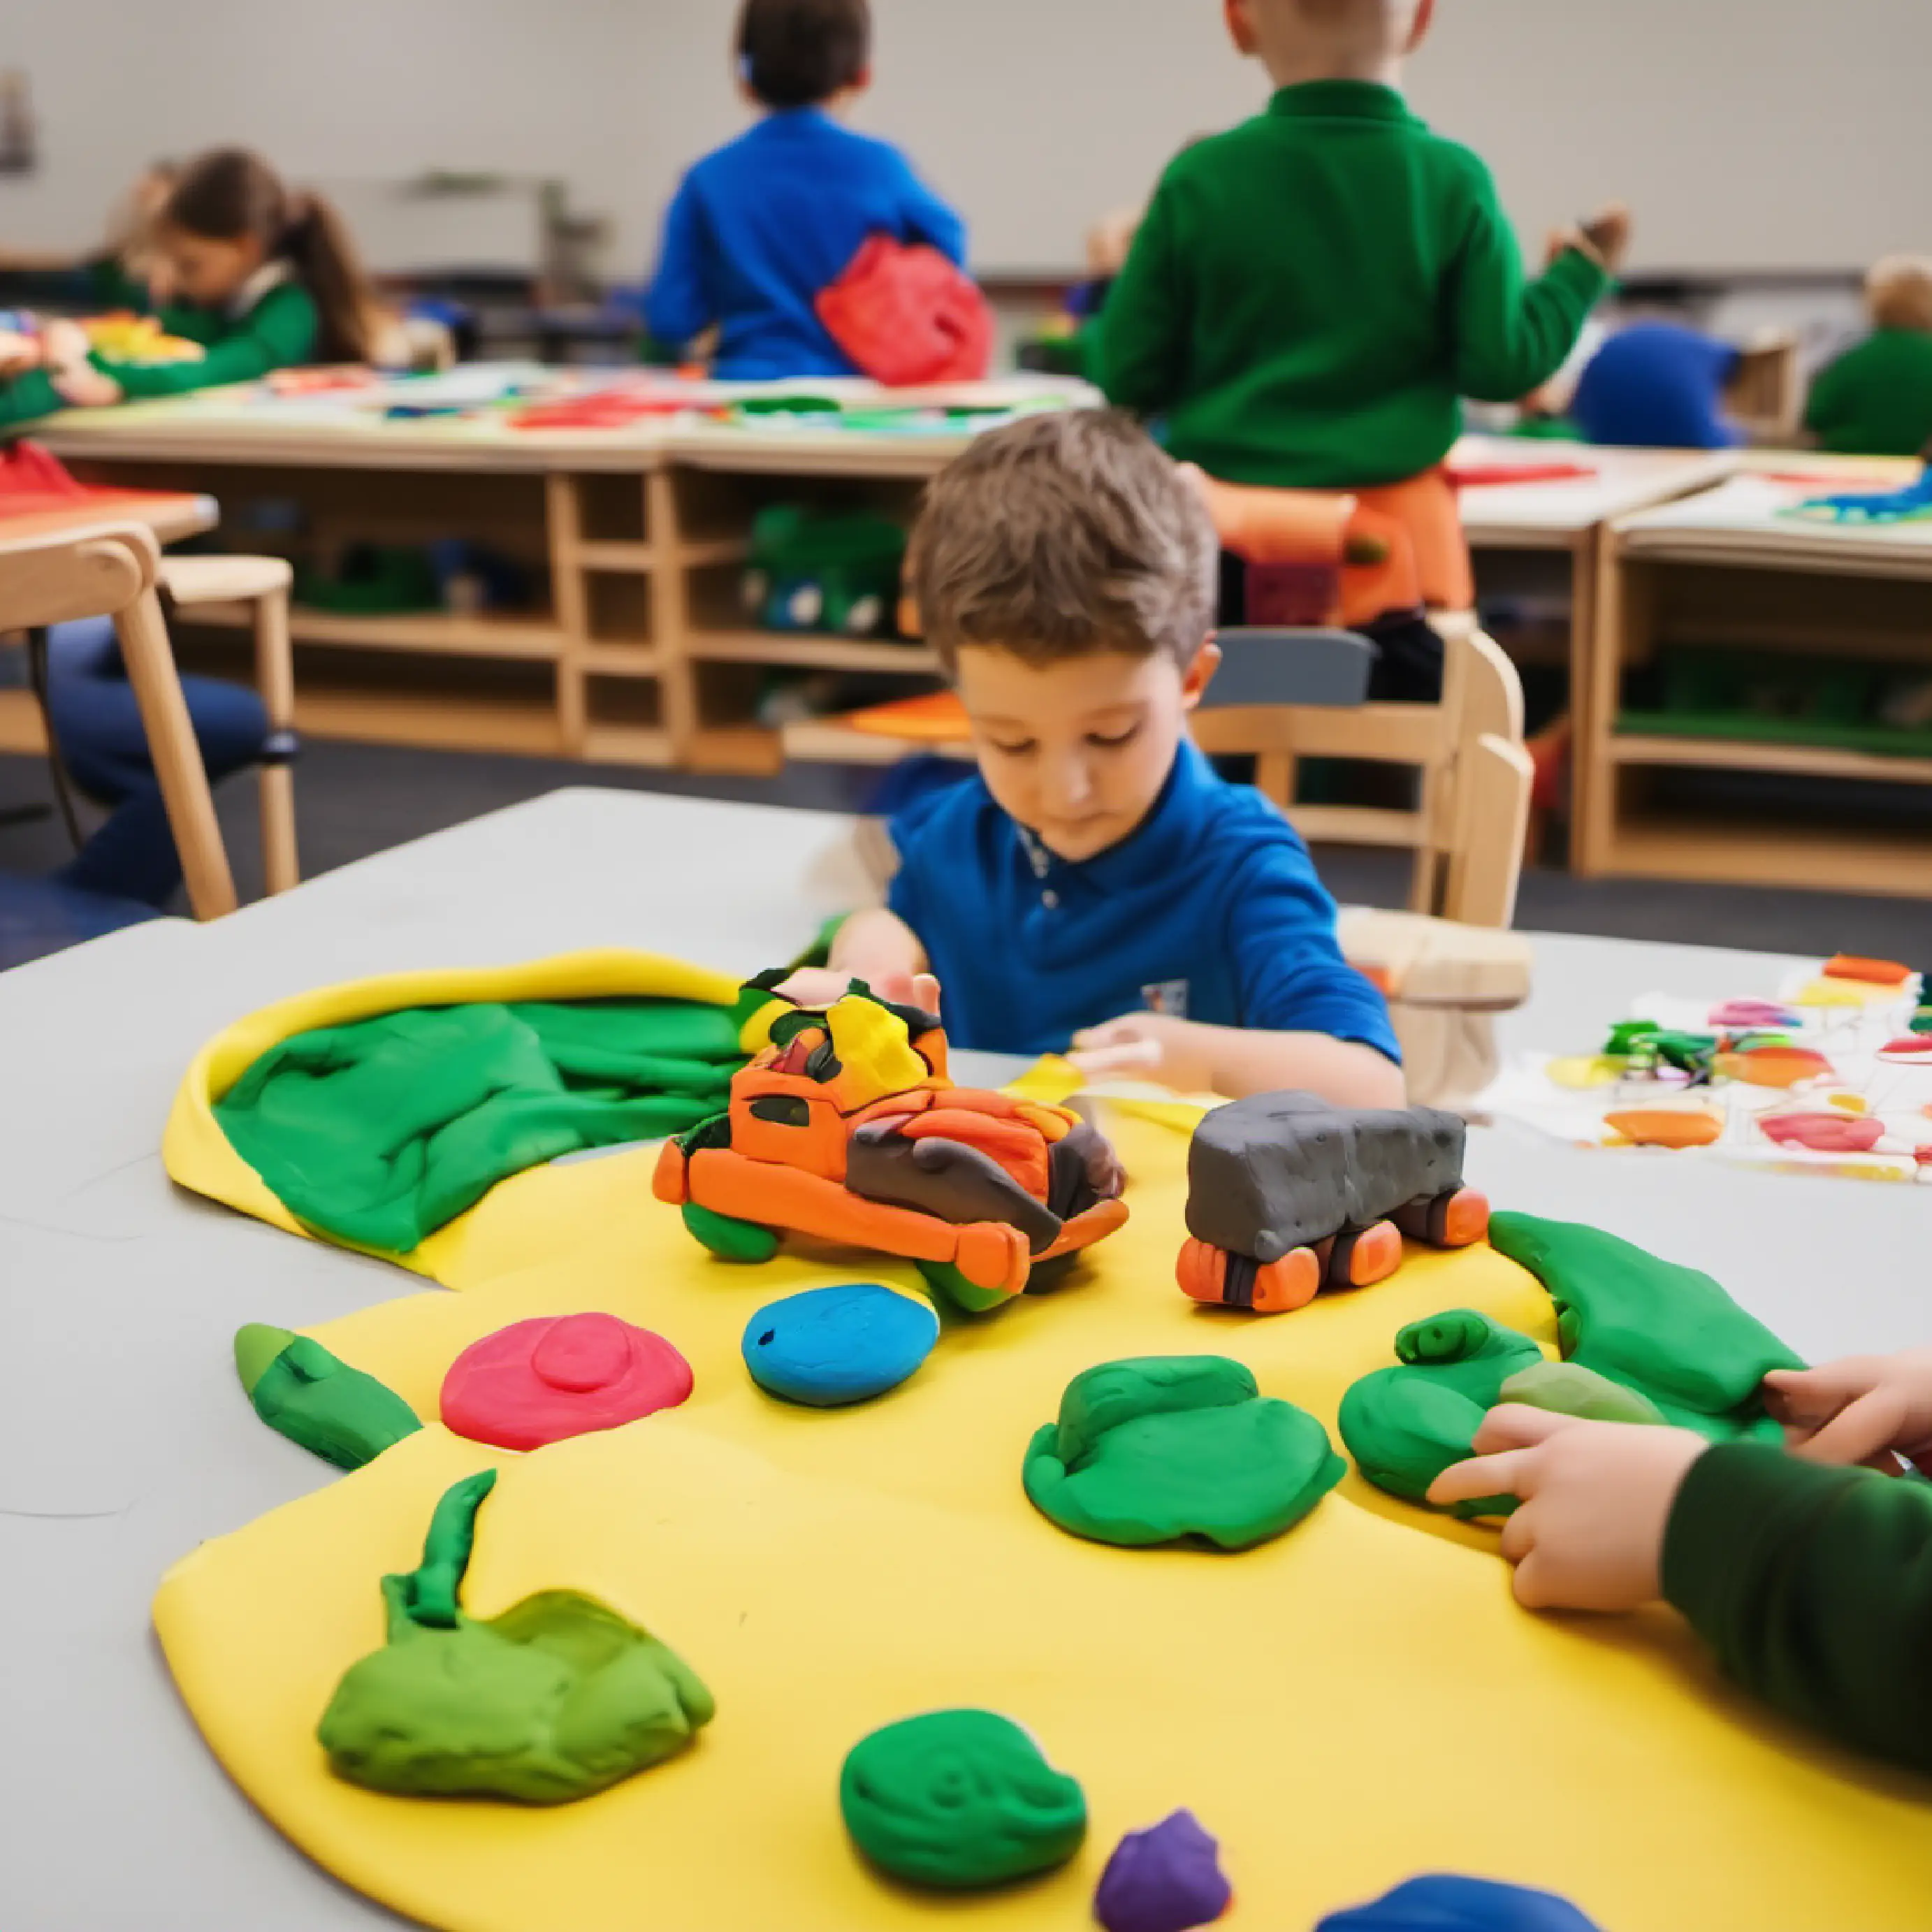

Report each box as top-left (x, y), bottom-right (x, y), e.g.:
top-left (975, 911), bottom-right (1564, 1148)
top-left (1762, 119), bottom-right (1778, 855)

top-left (1585, 473), bottom-right (1932, 897)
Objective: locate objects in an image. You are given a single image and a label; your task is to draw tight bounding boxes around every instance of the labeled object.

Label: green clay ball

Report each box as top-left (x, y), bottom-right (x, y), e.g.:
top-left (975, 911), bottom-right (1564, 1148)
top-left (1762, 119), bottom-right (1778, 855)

top-left (1023, 1356), bottom-right (1343, 1551)
top-left (1497, 1360), bottom-right (1667, 1427)
top-left (839, 1709), bottom-right (1087, 1888)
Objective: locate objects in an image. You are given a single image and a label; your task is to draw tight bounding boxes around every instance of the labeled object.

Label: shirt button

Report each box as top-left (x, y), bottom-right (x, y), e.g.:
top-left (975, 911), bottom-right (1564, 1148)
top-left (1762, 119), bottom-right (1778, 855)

top-left (1042, 889), bottom-right (1059, 909)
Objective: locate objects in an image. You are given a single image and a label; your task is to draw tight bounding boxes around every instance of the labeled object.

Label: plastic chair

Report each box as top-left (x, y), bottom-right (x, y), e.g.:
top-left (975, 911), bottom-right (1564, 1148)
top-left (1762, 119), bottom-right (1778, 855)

top-left (157, 553), bottom-right (301, 893)
top-left (0, 522), bottom-right (238, 938)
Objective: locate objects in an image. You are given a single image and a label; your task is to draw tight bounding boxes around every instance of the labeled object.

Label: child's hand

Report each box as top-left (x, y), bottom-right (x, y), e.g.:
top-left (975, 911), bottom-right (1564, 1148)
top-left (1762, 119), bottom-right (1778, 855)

top-left (1763, 1351), bottom-right (1932, 1475)
top-left (1068, 1013), bottom-right (1215, 1093)
top-left (1576, 203), bottom-right (1632, 275)
top-left (1427, 1407), bottom-right (1708, 1611)
top-left (52, 363), bottom-right (123, 409)
top-left (36, 317), bottom-right (89, 368)
top-left (772, 967), bottom-right (940, 1015)
top-left (0, 328), bottom-right (37, 377)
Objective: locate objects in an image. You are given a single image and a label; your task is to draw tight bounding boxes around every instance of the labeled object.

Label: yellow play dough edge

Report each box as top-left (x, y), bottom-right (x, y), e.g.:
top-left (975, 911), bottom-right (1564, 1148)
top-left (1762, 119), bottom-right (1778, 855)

top-left (161, 950), bottom-right (767, 1277)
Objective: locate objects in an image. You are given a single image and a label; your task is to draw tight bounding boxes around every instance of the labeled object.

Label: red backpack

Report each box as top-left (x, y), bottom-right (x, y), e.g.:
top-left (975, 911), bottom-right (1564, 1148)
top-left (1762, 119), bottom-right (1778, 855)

top-left (815, 235), bottom-right (992, 386)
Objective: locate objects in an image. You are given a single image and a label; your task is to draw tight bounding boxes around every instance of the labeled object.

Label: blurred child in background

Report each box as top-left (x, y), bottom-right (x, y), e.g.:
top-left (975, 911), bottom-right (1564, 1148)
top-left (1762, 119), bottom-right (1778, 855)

top-left (0, 147), bottom-right (379, 428)
top-left (1806, 255), bottom-right (1932, 457)
top-left (646, 0), bottom-right (966, 379)
top-left (1099, 0), bottom-right (1625, 700)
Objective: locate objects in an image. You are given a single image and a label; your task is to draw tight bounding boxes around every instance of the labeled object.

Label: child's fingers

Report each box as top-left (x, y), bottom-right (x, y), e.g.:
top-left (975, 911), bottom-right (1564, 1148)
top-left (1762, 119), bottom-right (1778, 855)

top-left (911, 973), bottom-right (941, 1015)
top-left (1070, 1017), bottom-right (1142, 1049)
top-left (1792, 1386), bottom-right (1911, 1467)
top-left (1426, 1446), bottom-right (1541, 1508)
top-left (1472, 1404), bottom-right (1581, 1454)
top-left (1067, 1038), bottom-right (1162, 1079)
top-left (1511, 1547), bottom-right (1568, 1612)
top-left (1498, 1507), bottom-right (1537, 1564)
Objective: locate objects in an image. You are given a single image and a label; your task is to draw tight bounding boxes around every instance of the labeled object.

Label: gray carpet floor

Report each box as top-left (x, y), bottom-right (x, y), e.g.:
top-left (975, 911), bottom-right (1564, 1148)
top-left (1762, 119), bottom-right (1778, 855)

top-left (3, 740), bottom-right (1929, 961)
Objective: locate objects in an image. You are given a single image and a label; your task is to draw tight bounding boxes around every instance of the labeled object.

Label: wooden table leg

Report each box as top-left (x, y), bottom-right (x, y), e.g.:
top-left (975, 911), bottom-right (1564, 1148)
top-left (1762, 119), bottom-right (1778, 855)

top-left (252, 581), bottom-right (300, 894)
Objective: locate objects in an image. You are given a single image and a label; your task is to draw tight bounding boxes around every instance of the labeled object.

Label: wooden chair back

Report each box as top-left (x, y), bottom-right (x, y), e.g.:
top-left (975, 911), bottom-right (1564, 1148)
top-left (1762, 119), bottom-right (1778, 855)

top-left (1192, 616), bottom-right (1531, 927)
top-left (0, 523), bottom-right (238, 920)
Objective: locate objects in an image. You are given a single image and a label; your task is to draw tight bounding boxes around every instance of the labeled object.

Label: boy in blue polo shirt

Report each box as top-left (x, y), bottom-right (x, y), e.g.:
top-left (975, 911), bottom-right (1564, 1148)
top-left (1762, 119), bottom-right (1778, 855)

top-left (796, 409), bottom-right (1402, 1107)
top-left (645, 0), bottom-right (967, 380)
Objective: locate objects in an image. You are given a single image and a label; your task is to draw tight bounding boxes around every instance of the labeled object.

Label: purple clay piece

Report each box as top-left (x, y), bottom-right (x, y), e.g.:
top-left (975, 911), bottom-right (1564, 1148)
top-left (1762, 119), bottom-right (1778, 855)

top-left (1094, 1810), bottom-right (1231, 1932)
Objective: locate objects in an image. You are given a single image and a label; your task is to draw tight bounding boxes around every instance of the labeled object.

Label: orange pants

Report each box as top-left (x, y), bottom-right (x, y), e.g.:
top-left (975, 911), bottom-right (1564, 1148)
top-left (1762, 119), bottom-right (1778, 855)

top-left (1351, 467), bottom-right (1474, 617)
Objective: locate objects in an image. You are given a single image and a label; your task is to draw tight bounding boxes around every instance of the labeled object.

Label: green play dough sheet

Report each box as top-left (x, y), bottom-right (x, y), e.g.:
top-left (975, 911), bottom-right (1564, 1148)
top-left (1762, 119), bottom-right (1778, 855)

top-left (839, 1709), bottom-right (1087, 1888)
top-left (1339, 1214), bottom-right (1806, 1517)
top-left (1023, 1356), bottom-right (1344, 1550)
top-left (317, 1469), bottom-right (715, 1803)
top-left (217, 997), bottom-right (753, 1254)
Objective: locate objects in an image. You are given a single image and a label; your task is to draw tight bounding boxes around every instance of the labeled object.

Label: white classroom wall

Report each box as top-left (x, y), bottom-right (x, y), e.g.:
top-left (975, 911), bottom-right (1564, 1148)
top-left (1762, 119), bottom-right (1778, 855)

top-left (4, 0), bottom-right (1929, 282)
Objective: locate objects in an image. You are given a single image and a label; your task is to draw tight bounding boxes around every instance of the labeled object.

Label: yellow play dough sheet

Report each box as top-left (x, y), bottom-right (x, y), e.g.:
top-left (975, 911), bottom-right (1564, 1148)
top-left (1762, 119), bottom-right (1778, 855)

top-left (153, 1110), bottom-right (1932, 1932)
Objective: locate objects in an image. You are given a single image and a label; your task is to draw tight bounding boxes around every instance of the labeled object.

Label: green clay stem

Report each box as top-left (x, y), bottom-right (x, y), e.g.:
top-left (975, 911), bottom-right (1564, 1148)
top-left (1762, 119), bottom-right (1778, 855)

top-left (399, 1469), bottom-right (498, 1629)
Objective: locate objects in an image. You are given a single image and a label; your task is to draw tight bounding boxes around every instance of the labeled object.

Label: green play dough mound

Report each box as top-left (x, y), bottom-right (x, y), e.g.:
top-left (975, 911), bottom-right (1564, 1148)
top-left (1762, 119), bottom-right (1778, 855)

top-left (1488, 1211), bottom-right (1804, 1437)
top-left (1023, 1356), bottom-right (1344, 1550)
top-left (317, 1469), bottom-right (714, 1804)
top-left (1497, 1360), bottom-right (1667, 1427)
top-left (839, 1709), bottom-right (1087, 1888)
top-left (234, 1324), bottom-right (421, 1470)
top-left (1339, 1312), bottom-right (1541, 1518)
top-left (1339, 1219), bottom-right (1808, 1518)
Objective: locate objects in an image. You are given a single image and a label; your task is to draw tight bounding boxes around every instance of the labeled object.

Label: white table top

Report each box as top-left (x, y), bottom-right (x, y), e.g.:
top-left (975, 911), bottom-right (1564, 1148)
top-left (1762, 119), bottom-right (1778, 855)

top-left (3, 786), bottom-right (1926, 1931)
top-left (1452, 434), bottom-right (1736, 548)
top-left (1615, 467), bottom-right (1932, 573)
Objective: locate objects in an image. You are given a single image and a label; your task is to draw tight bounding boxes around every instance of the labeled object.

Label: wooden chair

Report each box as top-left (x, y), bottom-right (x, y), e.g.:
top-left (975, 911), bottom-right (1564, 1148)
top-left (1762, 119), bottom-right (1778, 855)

top-left (1193, 617), bottom-right (1534, 927)
top-left (0, 522), bottom-right (238, 921)
top-left (157, 553), bottom-right (300, 893)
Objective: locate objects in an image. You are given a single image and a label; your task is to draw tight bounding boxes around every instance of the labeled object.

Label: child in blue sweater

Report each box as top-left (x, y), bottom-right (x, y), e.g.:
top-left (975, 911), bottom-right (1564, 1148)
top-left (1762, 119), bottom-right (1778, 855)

top-left (646, 0), bottom-right (966, 379)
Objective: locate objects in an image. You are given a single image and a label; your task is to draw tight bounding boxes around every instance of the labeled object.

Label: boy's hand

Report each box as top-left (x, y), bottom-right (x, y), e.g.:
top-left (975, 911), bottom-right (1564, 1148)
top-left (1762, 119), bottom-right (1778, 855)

top-left (36, 317), bottom-right (89, 369)
top-left (1068, 1013), bottom-right (1215, 1093)
top-left (772, 967), bottom-right (940, 1015)
top-left (1571, 203), bottom-right (1632, 275)
top-left (1763, 1351), bottom-right (1932, 1475)
top-left (1427, 1407), bottom-right (1708, 1612)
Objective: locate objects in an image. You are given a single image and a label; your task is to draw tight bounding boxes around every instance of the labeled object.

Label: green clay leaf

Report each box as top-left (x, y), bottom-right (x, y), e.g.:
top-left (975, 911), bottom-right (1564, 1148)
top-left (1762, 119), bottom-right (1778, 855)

top-left (241, 1329), bottom-right (423, 1471)
top-left (233, 1322), bottom-right (296, 1397)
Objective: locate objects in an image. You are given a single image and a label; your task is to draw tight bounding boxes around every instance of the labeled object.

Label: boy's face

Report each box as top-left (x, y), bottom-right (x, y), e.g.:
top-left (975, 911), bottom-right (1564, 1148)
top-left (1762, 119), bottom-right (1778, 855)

top-left (952, 641), bottom-right (1219, 864)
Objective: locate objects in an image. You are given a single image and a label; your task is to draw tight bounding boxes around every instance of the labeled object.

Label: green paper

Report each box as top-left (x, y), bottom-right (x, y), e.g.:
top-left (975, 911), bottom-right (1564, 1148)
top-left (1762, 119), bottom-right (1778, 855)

top-left (1023, 1356), bottom-right (1344, 1550)
top-left (235, 1325), bottom-right (422, 1470)
top-left (1497, 1360), bottom-right (1668, 1428)
top-left (216, 996), bottom-right (753, 1255)
top-left (317, 1470), bottom-right (714, 1804)
top-left (840, 1710), bottom-right (1086, 1888)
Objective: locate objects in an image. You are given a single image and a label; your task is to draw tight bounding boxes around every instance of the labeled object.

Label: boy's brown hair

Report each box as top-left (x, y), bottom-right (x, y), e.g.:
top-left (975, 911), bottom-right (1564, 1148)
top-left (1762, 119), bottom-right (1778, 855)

top-left (736, 0), bottom-right (870, 110)
top-left (908, 409), bottom-right (1216, 671)
top-left (1868, 256), bottom-right (1932, 335)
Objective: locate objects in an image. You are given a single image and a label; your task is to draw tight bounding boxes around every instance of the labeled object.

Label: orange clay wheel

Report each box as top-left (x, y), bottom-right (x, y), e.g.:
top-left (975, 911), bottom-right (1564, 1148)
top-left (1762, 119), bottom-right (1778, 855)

top-left (1432, 1187), bottom-right (1490, 1249)
top-left (1248, 1247), bottom-right (1322, 1314)
top-left (1177, 1238), bottom-right (1229, 1306)
top-left (1324, 1220), bottom-right (1404, 1290)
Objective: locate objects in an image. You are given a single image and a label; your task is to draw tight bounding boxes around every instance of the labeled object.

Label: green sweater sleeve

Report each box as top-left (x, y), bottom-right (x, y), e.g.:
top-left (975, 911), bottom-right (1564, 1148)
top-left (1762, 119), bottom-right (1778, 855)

top-left (105, 282), bottom-right (319, 399)
top-left (1803, 349), bottom-right (1853, 438)
top-left (0, 365), bottom-right (65, 432)
top-left (1096, 183), bottom-right (1186, 417)
top-left (1663, 1441), bottom-right (1932, 1775)
top-left (1446, 158), bottom-right (1611, 403)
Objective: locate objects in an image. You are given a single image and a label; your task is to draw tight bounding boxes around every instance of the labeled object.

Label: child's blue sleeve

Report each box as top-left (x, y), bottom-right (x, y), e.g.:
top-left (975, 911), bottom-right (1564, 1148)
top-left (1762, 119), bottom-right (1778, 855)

top-left (892, 157), bottom-right (968, 267)
top-left (644, 177), bottom-right (712, 348)
top-left (1228, 848), bottom-right (1400, 1063)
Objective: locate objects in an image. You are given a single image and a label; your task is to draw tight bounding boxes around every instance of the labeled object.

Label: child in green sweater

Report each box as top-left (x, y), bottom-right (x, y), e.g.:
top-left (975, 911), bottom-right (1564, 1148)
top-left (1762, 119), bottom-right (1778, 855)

top-left (1806, 256), bottom-right (1932, 457)
top-left (1100, 0), bottom-right (1627, 690)
top-left (1, 147), bottom-right (380, 429)
top-left (1430, 1346), bottom-right (1932, 1776)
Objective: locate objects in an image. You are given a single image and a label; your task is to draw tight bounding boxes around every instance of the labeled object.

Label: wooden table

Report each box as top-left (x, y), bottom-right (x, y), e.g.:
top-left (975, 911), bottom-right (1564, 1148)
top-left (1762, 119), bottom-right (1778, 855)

top-left (1588, 456), bottom-right (1932, 895)
top-left (0, 486), bottom-right (217, 546)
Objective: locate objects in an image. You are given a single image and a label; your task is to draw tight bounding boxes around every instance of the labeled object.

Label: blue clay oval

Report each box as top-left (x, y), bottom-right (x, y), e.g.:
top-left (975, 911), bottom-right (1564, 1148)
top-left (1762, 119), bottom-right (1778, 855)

top-left (742, 1283), bottom-right (939, 1407)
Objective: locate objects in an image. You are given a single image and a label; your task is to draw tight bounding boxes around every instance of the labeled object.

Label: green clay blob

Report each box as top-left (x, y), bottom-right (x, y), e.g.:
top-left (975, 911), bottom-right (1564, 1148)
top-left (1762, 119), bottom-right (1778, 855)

top-left (235, 1323), bottom-right (422, 1470)
top-left (1023, 1356), bottom-right (1344, 1551)
top-left (317, 1468), bottom-right (715, 1804)
top-left (1488, 1211), bottom-right (1804, 1441)
top-left (1338, 1311), bottom-right (1542, 1518)
top-left (1497, 1360), bottom-right (1667, 1428)
top-left (839, 1709), bottom-right (1087, 1889)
